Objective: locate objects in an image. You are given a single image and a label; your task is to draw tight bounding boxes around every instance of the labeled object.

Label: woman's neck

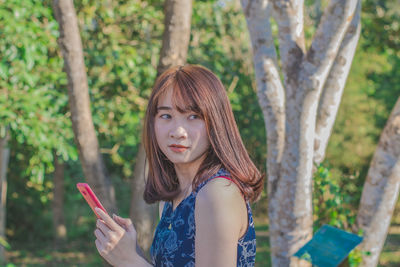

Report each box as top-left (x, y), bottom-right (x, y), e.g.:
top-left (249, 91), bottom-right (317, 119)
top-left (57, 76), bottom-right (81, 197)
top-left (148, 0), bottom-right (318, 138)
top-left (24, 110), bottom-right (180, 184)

top-left (172, 166), bottom-right (196, 209)
top-left (174, 164), bottom-right (198, 190)
top-left (173, 153), bottom-right (207, 196)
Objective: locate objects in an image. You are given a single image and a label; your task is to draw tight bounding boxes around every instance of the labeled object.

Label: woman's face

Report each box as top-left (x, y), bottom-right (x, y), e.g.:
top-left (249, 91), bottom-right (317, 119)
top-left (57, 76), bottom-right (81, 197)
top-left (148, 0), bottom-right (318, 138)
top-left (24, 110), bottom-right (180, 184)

top-left (154, 88), bottom-right (210, 170)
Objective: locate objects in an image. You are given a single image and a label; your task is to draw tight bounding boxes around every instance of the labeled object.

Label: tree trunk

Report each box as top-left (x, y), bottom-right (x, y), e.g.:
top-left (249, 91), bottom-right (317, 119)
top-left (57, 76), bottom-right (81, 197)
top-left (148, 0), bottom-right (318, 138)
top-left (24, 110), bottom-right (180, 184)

top-left (130, 0), bottom-right (193, 257)
top-left (240, 0), bottom-right (286, 264)
top-left (0, 127), bottom-right (10, 263)
top-left (130, 144), bottom-right (158, 260)
top-left (52, 0), bottom-right (116, 213)
top-left (241, 0), bottom-right (360, 265)
top-left (156, 0), bottom-right (193, 76)
top-left (52, 152), bottom-right (67, 248)
top-left (357, 97), bottom-right (400, 267)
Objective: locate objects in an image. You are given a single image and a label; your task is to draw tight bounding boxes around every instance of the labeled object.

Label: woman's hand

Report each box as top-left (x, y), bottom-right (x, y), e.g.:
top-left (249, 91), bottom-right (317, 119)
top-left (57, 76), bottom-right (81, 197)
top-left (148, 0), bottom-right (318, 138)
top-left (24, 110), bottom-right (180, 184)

top-left (94, 207), bottom-right (138, 267)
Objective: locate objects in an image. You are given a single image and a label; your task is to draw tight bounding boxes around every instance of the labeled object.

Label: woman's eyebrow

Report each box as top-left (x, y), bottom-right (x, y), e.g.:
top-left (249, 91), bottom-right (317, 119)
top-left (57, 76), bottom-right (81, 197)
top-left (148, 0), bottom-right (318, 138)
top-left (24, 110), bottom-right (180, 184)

top-left (156, 106), bottom-right (172, 111)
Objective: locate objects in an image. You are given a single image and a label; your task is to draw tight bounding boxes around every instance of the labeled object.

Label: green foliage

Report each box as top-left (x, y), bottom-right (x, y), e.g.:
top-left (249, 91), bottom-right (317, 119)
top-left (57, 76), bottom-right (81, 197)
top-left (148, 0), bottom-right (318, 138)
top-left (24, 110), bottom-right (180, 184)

top-left (362, 0), bottom-right (400, 53)
top-left (324, 0), bottom-right (400, 213)
top-left (2, 0), bottom-right (161, 248)
top-left (313, 164), bottom-right (366, 266)
top-left (74, 0), bottom-right (164, 178)
top-left (300, 252), bottom-right (312, 262)
top-left (0, 236), bottom-right (11, 250)
top-left (348, 249), bottom-right (363, 267)
top-left (0, 0), bottom-right (76, 184)
top-left (313, 164), bottom-right (357, 231)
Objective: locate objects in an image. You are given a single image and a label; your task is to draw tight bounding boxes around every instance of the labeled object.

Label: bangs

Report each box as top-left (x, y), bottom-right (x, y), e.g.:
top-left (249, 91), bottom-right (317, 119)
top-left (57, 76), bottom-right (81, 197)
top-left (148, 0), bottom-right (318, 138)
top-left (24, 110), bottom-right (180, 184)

top-left (154, 69), bottom-right (203, 116)
top-left (171, 80), bottom-right (202, 115)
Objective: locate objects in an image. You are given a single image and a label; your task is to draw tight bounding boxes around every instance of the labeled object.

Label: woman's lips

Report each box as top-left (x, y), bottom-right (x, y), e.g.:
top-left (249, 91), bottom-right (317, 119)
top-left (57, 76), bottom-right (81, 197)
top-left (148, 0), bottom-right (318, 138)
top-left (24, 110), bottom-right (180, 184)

top-left (169, 145), bottom-right (188, 153)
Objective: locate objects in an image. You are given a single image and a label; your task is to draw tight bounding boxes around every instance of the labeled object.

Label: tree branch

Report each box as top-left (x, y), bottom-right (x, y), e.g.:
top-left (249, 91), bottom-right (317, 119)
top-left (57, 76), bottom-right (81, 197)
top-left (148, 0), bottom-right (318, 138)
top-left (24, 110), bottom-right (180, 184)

top-left (313, 1), bottom-right (361, 165)
top-left (272, 0), bottom-right (305, 88)
top-left (303, 0), bottom-right (358, 94)
top-left (241, 0), bottom-right (285, 195)
top-left (357, 96), bottom-right (400, 266)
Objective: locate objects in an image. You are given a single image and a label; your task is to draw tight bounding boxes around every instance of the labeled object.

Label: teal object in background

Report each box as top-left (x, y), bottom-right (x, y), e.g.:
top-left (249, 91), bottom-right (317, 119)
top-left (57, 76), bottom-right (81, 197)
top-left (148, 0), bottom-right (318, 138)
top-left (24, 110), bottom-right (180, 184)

top-left (293, 225), bottom-right (363, 267)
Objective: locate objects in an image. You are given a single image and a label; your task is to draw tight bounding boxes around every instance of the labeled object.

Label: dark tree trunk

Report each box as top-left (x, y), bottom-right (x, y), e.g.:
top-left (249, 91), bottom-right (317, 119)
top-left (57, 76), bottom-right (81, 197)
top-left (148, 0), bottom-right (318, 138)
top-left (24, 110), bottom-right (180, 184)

top-left (130, 144), bottom-right (158, 260)
top-left (156, 0), bottom-right (193, 76)
top-left (130, 0), bottom-right (193, 258)
top-left (0, 127), bottom-right (10, 263)
top-left (52, 152), bottom-right (67, 248)
top-left (52, 0), bottom-right (116, 213)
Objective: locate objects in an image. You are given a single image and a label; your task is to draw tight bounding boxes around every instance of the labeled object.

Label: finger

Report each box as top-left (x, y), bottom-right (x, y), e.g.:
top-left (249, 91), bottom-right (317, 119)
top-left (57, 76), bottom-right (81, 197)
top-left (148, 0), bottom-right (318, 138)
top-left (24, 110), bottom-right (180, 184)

top-left (113, 215), bottom-right (135, 232)
top-left (97, 219), bottom-right (113, 238)
top-left (94, 228), bottom-right (107, 244)
top-left (95, 229), bottom-right (117, 257)
top-left (113, 215), bottom-right (127, 232)
top-left (95, 238), bottom-right (106, 257)
top-left (95, 239), bottom-right (116, 266)
top-left (95, 207), bottom-right (121, 232)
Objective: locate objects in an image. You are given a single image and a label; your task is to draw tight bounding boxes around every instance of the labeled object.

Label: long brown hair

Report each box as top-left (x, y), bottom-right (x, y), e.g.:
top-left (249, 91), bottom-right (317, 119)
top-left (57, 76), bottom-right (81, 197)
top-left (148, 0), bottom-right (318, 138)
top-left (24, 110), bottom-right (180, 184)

top-left (143, 65), bottom-right (263, 203)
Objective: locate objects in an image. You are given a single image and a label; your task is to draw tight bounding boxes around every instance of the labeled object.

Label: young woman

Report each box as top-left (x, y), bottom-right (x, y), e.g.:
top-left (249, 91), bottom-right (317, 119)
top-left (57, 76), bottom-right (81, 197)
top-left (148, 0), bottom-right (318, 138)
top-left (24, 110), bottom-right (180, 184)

top-left (94, 65), bottom-right (264, 267)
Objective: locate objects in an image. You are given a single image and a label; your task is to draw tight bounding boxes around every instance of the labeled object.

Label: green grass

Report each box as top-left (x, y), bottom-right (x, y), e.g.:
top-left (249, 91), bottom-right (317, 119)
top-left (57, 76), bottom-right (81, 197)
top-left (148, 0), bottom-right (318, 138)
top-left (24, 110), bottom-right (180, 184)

top-left (256, 234), bottom-right (271, 267)
top-left (5, 210), bottom-right (400, 266)
top-left (379, 218), bottom-right (400, 267)
top-left (5, 240), bottom-right (103, 266)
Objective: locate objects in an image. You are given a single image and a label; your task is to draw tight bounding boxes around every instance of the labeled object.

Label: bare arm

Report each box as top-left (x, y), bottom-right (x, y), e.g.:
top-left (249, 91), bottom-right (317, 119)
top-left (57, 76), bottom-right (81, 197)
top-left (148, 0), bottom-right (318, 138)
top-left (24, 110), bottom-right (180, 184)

top-left (195, 178), bottom-right (247, 267)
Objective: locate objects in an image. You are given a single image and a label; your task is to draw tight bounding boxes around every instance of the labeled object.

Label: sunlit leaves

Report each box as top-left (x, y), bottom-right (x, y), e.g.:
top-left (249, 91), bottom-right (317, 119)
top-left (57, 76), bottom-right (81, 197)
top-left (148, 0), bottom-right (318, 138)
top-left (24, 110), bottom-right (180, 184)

top-left (0, 0), bottom-right (74, 183)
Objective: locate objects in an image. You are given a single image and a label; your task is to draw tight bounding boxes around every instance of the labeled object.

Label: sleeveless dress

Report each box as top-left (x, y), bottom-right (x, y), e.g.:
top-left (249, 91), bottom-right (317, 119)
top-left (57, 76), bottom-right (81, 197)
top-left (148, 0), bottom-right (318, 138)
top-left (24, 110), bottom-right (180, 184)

top-left (150, 169), bottom-right (256, 267)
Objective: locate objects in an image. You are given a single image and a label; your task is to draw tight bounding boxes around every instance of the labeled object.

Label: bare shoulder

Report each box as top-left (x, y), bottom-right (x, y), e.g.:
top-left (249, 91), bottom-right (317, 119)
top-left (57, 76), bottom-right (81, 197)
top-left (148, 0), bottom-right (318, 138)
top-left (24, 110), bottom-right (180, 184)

top-left (195, 177), bottom-right (247, 237)
top-left (197, 177), bottom-right (243, 203)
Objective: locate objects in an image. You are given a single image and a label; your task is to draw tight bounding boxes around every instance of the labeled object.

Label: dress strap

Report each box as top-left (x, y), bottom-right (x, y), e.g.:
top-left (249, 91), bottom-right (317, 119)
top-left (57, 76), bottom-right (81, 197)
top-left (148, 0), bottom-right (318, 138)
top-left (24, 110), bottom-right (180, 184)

top-left (194, 169), bottom-right (232, 193)
top-left (215, 175), bottom-right (233, 182)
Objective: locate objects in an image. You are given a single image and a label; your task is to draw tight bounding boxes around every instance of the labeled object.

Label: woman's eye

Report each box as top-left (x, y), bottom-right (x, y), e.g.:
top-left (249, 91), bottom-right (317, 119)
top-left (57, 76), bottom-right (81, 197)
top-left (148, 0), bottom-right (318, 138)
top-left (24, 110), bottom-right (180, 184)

top-left (188, 114), bottom-right (200, 120)
top-left (160, 114), bottom-right (171, 119)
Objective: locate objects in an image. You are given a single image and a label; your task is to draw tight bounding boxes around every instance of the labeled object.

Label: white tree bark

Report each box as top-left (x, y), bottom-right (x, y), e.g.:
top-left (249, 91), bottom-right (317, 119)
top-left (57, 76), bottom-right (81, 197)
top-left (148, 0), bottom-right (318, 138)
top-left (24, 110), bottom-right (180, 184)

top-left (302, 0), bottom-right (358, 93)
top-left (241, 0), bottom-right (286, 264)
top-left (314, 2), bottom-right (361, 164)
top-left (272, 0), bottom-right (305, 89)
top-left (241, 0), bottom-right (361, 265)
top-left (240, 0), bottom-right (285, 189)
top-left (357, 97), bottom-right (400, 267)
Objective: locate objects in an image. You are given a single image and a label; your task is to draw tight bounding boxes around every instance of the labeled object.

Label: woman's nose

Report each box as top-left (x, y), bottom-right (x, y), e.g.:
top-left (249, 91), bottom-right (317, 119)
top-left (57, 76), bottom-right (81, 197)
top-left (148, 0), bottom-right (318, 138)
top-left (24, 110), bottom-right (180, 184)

top-left (169, 126), bottom-right (187, 139)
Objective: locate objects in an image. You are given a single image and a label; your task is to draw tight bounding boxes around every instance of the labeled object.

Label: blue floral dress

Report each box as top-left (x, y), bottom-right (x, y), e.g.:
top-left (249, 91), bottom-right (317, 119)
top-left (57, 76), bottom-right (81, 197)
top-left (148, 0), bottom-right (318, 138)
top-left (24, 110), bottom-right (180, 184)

top-left (150, 169), bottom-right (257, 267)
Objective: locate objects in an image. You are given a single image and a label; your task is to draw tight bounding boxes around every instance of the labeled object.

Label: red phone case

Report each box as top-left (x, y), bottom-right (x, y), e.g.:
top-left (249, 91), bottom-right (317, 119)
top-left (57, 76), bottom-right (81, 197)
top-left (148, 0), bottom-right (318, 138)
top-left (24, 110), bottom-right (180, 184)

top-left (76, 183), bottom-right (108, 219)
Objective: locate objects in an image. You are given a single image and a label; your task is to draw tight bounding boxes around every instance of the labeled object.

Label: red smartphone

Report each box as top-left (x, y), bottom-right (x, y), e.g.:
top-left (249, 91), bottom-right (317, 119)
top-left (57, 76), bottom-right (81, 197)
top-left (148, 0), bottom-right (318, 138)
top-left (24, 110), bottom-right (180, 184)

top-left (76, 183), bottom-right (108, 219)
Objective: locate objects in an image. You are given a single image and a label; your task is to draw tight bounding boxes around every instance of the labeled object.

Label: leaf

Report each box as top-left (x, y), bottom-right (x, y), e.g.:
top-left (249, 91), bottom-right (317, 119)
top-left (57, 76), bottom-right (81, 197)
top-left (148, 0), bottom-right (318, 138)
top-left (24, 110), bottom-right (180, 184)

top-left (0, 236), bottom-right (11, 250)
